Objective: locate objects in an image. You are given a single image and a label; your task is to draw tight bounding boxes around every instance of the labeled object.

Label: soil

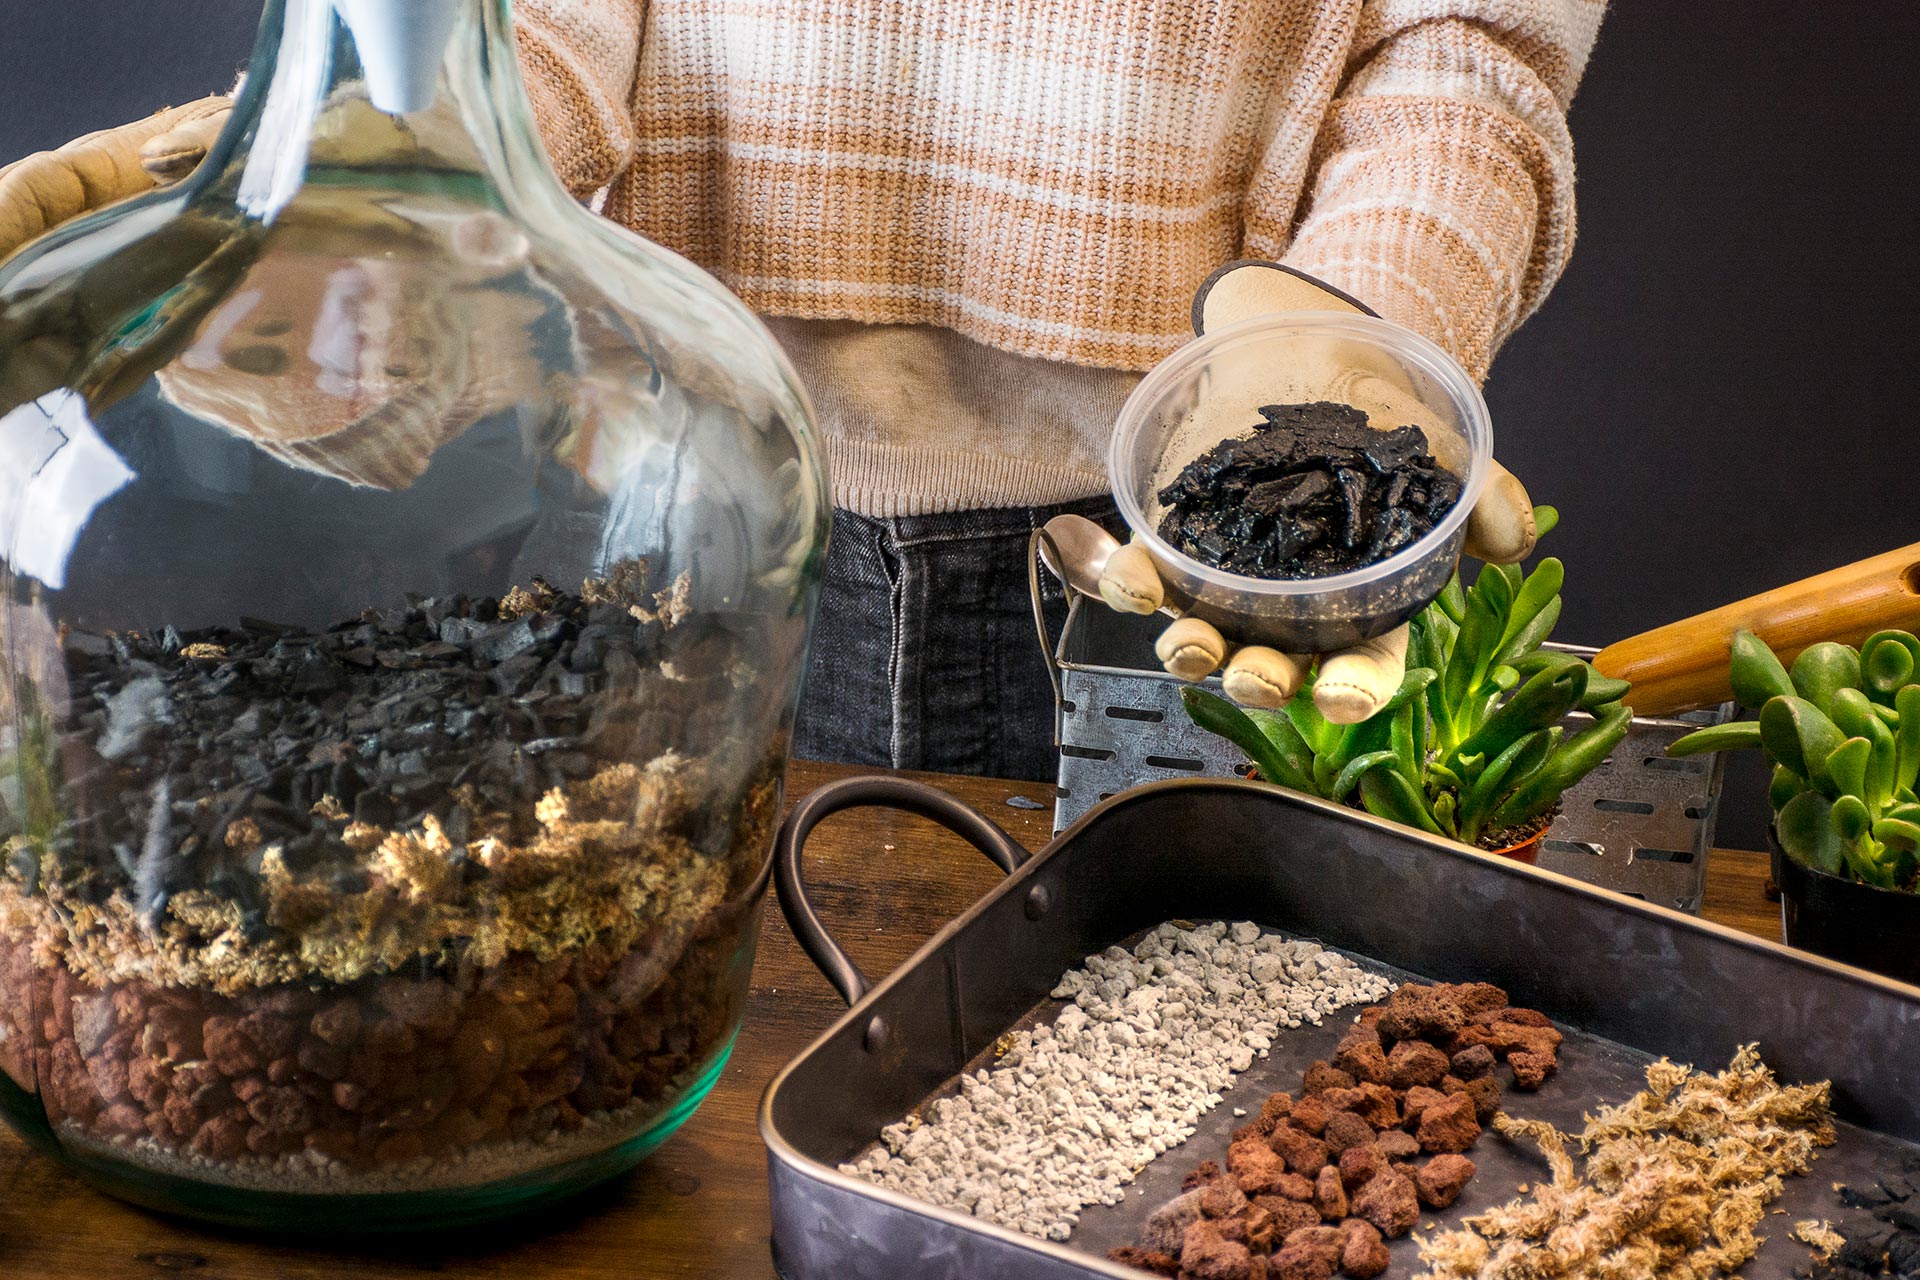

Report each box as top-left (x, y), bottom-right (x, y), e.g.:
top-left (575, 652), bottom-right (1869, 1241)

top-left (0, 565), bottom-right (780, 1186)
top-left (1155, 402), bottom-right (1463, 580)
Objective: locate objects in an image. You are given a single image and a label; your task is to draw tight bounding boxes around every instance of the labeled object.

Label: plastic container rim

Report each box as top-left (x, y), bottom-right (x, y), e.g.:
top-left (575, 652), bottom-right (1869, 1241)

top-left (1107, 309), bottom-right (1495, 600)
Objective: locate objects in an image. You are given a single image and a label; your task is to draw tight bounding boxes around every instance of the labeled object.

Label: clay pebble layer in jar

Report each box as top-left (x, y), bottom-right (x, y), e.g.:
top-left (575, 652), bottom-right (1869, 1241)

top-left (1154, 401), bottom-right (1463, 580)
top-left (0, 565), bottom-right (776, 1191)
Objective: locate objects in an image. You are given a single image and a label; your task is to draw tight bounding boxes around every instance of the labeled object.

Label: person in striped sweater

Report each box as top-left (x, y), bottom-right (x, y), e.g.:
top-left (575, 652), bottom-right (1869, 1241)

top-left (0, 0), bottom-right (1604, 781)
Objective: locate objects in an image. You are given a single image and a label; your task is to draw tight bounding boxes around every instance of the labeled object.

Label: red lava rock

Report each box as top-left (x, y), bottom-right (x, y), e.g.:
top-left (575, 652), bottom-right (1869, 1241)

top-left (1385, 1040), bottom-right (1451, 1089)
top-left (1492, 1007), bottom-right (1552, 1028)
top-left (1314, 1165), bottom-right (1349, 1219)
top-left (1350, 1168), bottom-right (1420, 1238)
top-left (1337, 1144), bottom-right (1384, 1192)
top-left (1347, 1083), bottom-right (1400, 1130)
top-left (1268, 1125), bottom-right (1331, 1176)
top-left (1184, 1159), bottom-right (1224, 1191)
top-left (1449, 1044), bottom-right (1497, 1081)
top-left (1374, 1129), bottom-right (1421, 1162)
top-left (1303, 1060), bottom-right (1356, 1094)
top-left (1229, 1136), bottom-right (1293, 1195)
top-left (1438, 982), bottom-right (1509, 1020)
top-left (1400, 1085), bottom-right (1448, 1128)
top-left (1142, 1188), bottom-right (1205, 1254)
top-left (1415, 1092), bottom-right (1480, 1154)
top-left (1272, 1171), bottom-right (1316, 1201)
top-left (1338, 1218), bottom-right (1391, 1279)
top-left (1462, 1075), bottom-right (1503, 1122)
top-left (189, 1114), bottom-right (248, 1160)
top-left (1253, 1195), bottom-right (1324, 1240)
top-left (1201, 1175), bottom-right (1251, 1219)
top-left (1109, 1245), bottom-right (1181, 1276)
top-left (309, 1000), bottom-right (362, 1047)
top-left (1377, 986), bottom-right (1465, 1041)
top-left (203, 1015), bottom-right (263, 1076)
top-left (1415, 1153), bottom-right (1477, 1208)
top-left (1508, 1049), bottom-right (1555, 1090)
top-left (1322, 1111), bottom-right (1375, 1155)
top-left (1289, 1093), bottom-right (1336, 1135)
top-left (1259, 1092), bottom-right (1295, 1131)
top-left (1182, 1219), bottom-right (1257, 1280)
top-left (1332, 1035), bottom-right (1391, 1086)
top-left (1276, 1224), bottom-right (1345, 1278)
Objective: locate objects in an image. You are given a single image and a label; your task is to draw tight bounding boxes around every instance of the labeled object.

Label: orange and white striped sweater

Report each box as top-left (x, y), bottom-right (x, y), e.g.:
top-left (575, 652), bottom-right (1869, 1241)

top-left (515, 0), bottom-right (1606, 516)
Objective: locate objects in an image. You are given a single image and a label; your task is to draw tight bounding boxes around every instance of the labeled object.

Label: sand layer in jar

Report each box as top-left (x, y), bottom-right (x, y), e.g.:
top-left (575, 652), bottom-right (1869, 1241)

top-left (0, 568), bottom-right (780, 1188)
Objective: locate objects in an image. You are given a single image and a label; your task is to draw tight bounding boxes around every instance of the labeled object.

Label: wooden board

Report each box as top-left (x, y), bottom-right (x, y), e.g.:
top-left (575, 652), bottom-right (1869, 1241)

top-left (0, 761), bottom-right (1779, 1279)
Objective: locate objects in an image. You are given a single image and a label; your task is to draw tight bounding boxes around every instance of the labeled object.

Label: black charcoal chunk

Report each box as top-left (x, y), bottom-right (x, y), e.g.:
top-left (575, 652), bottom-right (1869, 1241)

top-left (1153, 400), bottom-right (1462, 580)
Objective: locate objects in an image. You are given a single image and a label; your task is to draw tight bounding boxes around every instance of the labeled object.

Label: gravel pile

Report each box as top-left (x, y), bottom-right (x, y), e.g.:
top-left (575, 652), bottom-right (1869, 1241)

top-left (841, 920), bottom-right (1395, 1241)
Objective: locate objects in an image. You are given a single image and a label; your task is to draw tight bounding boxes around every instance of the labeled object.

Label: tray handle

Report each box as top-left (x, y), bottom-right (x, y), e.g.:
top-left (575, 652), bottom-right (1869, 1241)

top-left (775, 776), bottom-right (1030, 1006)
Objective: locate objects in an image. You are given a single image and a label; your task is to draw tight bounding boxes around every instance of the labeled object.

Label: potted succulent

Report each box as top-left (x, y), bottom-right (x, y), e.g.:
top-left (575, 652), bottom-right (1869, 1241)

top-left (1184, 509), bottom-right (1632, 859)
top-left (1668, 629), bottom-right (1920, 982)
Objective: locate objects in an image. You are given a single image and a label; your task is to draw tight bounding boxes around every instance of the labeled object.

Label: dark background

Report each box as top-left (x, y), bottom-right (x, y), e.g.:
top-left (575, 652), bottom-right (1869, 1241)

top-left (4, 2), bottom-right (1912, 848)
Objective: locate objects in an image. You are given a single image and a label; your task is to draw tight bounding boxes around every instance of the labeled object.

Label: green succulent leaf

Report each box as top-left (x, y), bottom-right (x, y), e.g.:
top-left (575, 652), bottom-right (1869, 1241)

top-left (1897, 685), bottom-right (1920, 794)
top-left (1578, 670), bottom-right (1633, 712)
top-left (1384, 667), bottom-right (1439, 711)
top-left (1768, 763), bottom-right (1808, 810)
top-left (1488, 702), bottom-right (1631, 833)
top-left (1826, 736), bottom-right (1873, 803)
top-left (1285, 694), bottom-right (1343, 760)
top-left (1758, 696), bottom-right (1848, 793)
top-left (1872, 816), bottom-right (1920, 854)
top-left (1862, 630), bottom-right (1920, 703)
top-left (1667, 719), bottom-right (1762, 758)
top-left (1329, 750), bottom-right (1398, 803)
top-left (1358, 769), bottom-right (1444, 836)
top-left (1432, 791), bottom-right (1458, 839)
top-left (1790, 642), bottom-right (1863, 716)
top-left (1531, 505), bottom-right (1560, 538)
top-left (1775, 790), bottom-right (1844, 875)
top-left (1489, 559), bottom-right (1565, 669)
top-left (1459, 728), bottom-right (1556, 845)
top-left (1728, 630), bottom-right (1795, 711)
top-left (1181, 688), bottom-right (1314, 793)
top-left (1437, 574), bottom-right (1467, 625)
top-left (1451, 661), bottom-right (1588, 767)
top-left (1830, 793), bottom-right (1873, 843)
top-left (1489, 665), bottom-right (1522, 692)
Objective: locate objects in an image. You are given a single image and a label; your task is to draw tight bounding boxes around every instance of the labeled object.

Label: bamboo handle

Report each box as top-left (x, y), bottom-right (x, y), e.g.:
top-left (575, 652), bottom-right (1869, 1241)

top-left (1593, 544), bottom-right (1920, 717)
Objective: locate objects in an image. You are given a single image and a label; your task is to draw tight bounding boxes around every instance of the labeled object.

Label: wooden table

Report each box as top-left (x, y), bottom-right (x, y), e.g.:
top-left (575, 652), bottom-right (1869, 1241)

top-left (0, 761), bottom-right (1779, 1278)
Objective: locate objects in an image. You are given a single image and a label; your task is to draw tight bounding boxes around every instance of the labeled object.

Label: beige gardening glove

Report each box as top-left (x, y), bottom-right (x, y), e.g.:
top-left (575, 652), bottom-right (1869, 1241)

top-left (0, 94), bottom-right (232, 263)
top-left (1101, 261), bottom-right (1537, 724)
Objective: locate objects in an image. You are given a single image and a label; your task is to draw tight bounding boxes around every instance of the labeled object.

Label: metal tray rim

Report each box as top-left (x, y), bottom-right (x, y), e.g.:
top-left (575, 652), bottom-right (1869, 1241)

top-left (759, 776), bottom-right (1920, 1275)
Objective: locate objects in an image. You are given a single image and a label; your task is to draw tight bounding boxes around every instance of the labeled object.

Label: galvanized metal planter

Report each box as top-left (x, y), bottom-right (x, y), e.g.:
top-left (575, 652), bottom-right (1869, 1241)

top-left (763, 776), bottom-right (1920, 1280)
top-left (1038, 599), bottom-right (1733, 913)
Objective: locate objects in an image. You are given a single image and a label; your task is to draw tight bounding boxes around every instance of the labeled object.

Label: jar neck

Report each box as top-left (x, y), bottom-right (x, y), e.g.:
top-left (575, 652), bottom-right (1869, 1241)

top-left (216, 0), bottom-right (557, 220)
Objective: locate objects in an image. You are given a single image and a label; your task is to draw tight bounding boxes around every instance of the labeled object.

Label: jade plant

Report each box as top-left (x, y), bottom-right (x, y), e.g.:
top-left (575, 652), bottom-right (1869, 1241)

top-left (1183, 508), bottom-right (1633, 849)
top-left (1669, 629), bottom-right (1920, 891)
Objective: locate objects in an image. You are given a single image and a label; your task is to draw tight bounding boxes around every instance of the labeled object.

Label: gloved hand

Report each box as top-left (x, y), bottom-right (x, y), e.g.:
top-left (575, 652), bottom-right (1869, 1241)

top-left (1100, 260), bottom-right (1537, 724)
top-left (0, 94), bottom-right (232, 262)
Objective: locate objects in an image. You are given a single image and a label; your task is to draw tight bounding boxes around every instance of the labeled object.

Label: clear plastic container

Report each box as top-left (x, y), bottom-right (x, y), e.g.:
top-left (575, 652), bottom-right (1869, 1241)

top-left (0, 0), bottom-right (826, 1232)
top-left (1108, 311), bottom-right (1492, 652)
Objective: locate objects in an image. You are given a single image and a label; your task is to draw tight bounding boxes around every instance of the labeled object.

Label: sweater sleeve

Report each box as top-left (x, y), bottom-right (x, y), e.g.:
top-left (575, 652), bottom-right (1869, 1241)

top-left (512, 0), bottom-right (647, 198)
top-left (1261, 1), bottom-right (1606, 382)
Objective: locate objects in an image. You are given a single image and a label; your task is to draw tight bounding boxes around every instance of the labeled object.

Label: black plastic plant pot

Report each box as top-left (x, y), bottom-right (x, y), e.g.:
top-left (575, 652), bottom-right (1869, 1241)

top-left (1772, 828), bottom-right (1920, 985)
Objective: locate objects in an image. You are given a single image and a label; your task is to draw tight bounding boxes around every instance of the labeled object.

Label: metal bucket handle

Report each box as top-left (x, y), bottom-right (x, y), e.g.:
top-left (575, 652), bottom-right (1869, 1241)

top-left (775, 776), bottom-right (1031, 1005)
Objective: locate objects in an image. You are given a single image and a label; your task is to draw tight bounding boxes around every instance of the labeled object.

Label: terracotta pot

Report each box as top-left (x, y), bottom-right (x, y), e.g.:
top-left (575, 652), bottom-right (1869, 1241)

top-left (1771, 827), bottom-right (1920, 985)
top-left (1484, 832), bottom-right (1542, 864)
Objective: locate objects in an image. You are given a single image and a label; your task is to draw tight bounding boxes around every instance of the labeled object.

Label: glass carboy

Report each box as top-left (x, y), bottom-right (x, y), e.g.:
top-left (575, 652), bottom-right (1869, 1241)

top-left (0, 0), bottom-right (828, 1230)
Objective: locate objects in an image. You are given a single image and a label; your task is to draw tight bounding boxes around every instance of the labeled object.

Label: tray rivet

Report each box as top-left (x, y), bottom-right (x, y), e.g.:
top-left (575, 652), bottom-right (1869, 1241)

top-left (863, 1017), bottom-right (891, 1054)
top-left (1025, 884), bottom-right (1052, 920)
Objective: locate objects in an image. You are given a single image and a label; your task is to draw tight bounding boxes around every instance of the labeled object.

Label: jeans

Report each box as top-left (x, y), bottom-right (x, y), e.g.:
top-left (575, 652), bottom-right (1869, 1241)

top-left (794, 497), bottom-right (1124, 781)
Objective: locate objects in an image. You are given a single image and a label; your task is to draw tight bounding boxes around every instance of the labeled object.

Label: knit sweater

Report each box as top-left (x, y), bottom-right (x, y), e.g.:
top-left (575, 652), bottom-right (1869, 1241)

top-left (514, 0), bottom-right (1605, 516)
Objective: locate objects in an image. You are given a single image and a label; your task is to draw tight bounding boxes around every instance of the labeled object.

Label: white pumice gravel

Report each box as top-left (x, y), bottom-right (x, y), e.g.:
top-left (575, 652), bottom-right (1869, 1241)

top-left (839, 920), bottom-right (1394, 1242)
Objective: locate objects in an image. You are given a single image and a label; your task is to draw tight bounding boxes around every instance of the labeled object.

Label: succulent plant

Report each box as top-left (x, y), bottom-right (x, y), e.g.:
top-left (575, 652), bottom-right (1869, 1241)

top-left (1669, 629), bottom-right (1920, 891)
top-left (1184, 508), bottom-right (1633, 849)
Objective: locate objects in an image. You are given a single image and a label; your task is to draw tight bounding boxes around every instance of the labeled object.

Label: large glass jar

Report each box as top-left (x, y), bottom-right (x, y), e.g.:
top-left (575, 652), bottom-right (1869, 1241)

top-left (0, 0), bottom-right (827, 1231)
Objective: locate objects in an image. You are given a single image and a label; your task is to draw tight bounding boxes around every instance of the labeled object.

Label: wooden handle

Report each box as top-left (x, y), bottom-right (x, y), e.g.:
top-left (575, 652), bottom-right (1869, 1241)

top-left (1593, 544), bottom-right (1920, 717)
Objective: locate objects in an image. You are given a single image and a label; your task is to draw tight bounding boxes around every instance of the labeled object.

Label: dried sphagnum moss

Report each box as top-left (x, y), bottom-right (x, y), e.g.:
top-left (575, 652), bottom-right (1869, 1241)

top-left (1416, 1045), bottom-right (1834, 1280)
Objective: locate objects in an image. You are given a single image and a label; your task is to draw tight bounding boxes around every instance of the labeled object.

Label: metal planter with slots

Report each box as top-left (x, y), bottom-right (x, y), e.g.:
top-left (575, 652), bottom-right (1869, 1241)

top-left (1036, 601), bottom-right (1733, 912)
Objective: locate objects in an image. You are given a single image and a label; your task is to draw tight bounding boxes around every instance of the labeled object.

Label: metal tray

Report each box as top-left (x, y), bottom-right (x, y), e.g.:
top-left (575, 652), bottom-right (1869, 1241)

top-left (1039, 599), bottom-right (1733, 913)
top-left (762, 776), bottom-right (1920, 1280)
